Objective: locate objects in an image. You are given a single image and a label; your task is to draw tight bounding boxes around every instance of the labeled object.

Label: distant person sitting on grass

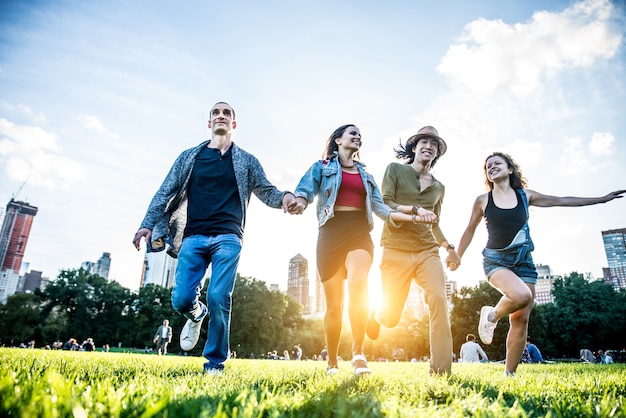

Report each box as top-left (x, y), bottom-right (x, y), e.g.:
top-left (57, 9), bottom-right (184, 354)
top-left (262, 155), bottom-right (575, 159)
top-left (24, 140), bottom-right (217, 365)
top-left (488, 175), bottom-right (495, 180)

top-left (580, 348), bottom-right (596, 363)
top-left (460, 334), bottom-right (488, 363)
top-left (524, 337), bottom-right (543, 363)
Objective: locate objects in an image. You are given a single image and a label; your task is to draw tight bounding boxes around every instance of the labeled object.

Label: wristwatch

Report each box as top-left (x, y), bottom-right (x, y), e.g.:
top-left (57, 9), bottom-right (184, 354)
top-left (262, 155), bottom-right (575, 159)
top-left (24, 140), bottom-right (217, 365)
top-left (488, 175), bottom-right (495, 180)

top-left (445, 243), bottom-right (455, 251)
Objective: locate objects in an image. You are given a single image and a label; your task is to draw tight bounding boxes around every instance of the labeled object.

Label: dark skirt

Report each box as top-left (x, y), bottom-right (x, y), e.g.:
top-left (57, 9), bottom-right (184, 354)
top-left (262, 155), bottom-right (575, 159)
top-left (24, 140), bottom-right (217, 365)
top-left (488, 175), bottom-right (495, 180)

top-left (316, 211), bottom-right (374, 282)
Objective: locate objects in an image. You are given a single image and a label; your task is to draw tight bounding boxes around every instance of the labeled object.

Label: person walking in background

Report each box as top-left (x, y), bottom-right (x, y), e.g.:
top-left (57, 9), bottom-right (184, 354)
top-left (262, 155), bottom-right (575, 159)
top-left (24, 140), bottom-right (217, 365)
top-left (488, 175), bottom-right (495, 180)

top-left (452, 151), bottom-right (624, 376)
top-left (366, 126), bottom-right (457, 376)
top-left (153, 319), bottom-right (173, 356)
top-left (290, 124), bottom-right (434, 377)
top-left (133, 102), bottom-right (298, 375)
top-left (524, 336), bottom-right (543, 363)
top-left (460, 334), bottom-right (488, 363)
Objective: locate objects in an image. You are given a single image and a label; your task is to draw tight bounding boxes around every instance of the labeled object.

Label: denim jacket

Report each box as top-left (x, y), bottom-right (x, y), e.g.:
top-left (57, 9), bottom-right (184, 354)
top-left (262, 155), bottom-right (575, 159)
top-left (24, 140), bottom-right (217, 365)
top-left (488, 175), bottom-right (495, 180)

top-left (294, 158), bottom-right (398, 230)
top-left (139, 140), bottom-right (289, 257)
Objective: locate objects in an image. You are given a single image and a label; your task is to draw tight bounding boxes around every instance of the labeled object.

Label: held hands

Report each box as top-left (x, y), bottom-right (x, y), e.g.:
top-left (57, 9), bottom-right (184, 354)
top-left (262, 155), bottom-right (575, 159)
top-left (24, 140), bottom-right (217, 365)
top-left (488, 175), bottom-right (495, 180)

top-left (446, 250), bottom-right (461, 271)
top-left (283, 193), bottom-right (306, 215)
top-left (282, 193), bottom-right (298, 213)
top-left (415, 206), bottom-right (437, 224)
top-left (133, 228), bottom-right (152, 250)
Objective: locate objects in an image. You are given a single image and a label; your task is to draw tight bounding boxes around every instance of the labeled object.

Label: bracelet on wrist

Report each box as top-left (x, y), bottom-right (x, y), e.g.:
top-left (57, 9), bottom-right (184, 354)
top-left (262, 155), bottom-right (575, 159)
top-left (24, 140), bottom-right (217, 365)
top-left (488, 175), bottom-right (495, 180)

top-left (412, 214), bottom-right (418, 224)
top-left (412, 204), bottom-right (421, 215)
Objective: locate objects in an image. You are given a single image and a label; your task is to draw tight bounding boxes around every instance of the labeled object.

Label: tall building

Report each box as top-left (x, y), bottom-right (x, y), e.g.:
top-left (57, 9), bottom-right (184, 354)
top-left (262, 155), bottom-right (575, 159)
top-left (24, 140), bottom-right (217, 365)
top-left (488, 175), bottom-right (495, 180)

top-left (601, 228), bottom-right (626, 290)
top-left (95, 252), bottom-right (111, 280)
top-left (20, 270), bottom-right (49, 293)
top-left (0, 199), bottom-right (38, 273)
top-left (141, 249), bottom-right (178, 288)
top-left (81, 252), bottom-right (112, 280)
top-left (534, 264), bottom-right (560, 305)
top-left (287, 254), bottom-right (310, 314)
top-left (0, 269), bottom-right (20, 304)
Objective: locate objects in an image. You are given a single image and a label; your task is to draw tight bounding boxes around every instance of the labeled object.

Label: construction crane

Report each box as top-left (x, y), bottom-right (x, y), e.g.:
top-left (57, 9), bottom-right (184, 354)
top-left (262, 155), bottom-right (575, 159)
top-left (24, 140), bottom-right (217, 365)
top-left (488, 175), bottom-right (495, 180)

top-left (12, 174), bottom-right (30, 201)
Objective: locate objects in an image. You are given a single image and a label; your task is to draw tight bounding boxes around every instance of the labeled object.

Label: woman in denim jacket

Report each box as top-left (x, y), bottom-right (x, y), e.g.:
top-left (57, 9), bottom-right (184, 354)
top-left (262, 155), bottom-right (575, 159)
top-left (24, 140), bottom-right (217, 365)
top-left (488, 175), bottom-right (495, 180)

top-left (292, 124), bottom-right (435, 376)
top-left (453, 152), bottom-right (624, 377)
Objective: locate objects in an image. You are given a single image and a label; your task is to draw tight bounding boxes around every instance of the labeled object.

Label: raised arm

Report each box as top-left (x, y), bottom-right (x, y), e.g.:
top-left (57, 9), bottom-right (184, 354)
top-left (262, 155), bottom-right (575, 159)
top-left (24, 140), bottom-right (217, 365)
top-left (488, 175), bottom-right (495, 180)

top-left (525, 189), bottom-right (626, 207)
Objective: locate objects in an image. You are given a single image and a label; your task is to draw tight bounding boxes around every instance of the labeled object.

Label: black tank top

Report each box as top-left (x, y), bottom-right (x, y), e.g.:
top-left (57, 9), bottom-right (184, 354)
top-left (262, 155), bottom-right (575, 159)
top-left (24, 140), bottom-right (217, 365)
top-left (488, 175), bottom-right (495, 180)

top-left (484, 190), bottom-right (526, 249)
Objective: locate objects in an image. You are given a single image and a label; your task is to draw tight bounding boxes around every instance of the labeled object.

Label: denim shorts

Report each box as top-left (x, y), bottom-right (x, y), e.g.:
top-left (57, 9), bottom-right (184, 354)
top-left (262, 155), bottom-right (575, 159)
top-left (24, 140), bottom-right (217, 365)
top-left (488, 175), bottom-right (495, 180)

top-left (482, 246), bottom-right (538, 284)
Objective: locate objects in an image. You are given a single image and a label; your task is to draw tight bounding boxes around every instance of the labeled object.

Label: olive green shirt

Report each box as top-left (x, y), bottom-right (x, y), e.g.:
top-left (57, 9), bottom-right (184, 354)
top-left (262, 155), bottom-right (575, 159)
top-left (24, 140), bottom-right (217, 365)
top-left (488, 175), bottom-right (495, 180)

top-left (380, 162), bottom-right (447, 251)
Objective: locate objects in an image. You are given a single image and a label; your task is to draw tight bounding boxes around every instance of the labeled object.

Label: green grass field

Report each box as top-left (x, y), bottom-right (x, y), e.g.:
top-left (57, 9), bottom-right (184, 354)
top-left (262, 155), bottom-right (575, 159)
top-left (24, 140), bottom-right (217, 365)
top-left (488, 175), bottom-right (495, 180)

top-left (1, 348), bottom-right (625, 417)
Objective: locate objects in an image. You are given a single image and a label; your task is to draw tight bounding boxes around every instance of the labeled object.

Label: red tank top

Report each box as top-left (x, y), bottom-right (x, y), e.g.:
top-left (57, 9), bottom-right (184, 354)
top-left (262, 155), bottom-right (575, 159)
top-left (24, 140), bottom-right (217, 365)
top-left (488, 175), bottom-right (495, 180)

top-left (336, 171), bottom-right (365, 210)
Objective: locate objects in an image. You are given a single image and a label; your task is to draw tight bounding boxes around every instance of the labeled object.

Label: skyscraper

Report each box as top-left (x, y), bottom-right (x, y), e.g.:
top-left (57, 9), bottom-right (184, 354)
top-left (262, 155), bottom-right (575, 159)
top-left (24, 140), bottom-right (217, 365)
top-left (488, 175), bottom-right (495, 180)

top-left (95, 252), bottom-right (111, 280)
top-left (141, 249), bottom-right (178, 288)
top-left (601, 228), bottom-right (626, 290)
top-left (287, 254), bottom-right (310, 314)
top-left (81, 252), bottom-right (112, 280)
top-left (0, 199), bottom-right (38, 273)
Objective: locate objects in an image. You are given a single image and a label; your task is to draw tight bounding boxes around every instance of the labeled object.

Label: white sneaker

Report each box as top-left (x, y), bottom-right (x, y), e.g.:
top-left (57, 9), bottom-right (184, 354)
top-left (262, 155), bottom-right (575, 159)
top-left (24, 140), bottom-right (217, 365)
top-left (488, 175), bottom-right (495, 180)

top-left (326, 366), bottom-right (340, 376)
top-left (205, 368), bottom-right (223, 376)
top-left (478, 306), bottom-right (498, 345)
top-left (180, 302), bottom-right (208, 351)
top-left (351, 354), bottom-right (371, 377)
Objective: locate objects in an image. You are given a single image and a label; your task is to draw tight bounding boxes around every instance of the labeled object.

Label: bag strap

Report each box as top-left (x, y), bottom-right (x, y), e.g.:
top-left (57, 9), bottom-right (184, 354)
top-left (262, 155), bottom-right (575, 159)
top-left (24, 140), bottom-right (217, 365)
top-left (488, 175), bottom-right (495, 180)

top-left (516, 189), bottom-right (530, 220)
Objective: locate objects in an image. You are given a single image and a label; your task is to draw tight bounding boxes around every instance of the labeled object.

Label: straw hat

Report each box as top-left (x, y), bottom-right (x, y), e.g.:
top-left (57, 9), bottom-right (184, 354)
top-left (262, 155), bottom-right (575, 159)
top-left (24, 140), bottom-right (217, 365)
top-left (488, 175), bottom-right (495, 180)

top-left (406, 126), bottom-right (447, 157)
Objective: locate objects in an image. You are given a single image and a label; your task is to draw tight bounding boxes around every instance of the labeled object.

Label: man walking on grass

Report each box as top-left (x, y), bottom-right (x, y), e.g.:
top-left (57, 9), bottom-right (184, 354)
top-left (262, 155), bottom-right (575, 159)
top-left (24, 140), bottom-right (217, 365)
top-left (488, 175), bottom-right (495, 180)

top-left (133, 102), bottom-right (298, 375)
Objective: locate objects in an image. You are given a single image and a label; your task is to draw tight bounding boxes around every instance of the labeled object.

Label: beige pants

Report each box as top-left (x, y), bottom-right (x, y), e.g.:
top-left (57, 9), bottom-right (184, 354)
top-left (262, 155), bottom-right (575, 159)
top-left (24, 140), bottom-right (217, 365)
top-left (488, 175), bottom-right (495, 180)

top-left (380, 246), bottom-right (453, 374)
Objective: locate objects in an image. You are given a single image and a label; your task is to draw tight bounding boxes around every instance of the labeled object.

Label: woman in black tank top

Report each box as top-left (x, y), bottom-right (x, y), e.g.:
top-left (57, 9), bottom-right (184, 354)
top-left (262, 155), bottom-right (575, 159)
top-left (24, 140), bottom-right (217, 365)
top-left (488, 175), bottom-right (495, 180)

top-left (450, 152), bottom-right (625, 377)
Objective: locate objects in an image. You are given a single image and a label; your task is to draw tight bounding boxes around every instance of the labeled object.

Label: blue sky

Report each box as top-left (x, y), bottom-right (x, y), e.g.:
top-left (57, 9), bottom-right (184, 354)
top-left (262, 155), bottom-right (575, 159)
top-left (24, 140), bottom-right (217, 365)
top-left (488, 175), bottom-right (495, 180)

top-left (1, 0), bottom-right (624, 293)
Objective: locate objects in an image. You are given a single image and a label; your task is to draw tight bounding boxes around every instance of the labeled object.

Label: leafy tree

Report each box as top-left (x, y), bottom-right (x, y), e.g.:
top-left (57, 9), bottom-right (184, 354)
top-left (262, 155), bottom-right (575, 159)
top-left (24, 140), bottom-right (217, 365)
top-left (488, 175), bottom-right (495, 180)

top-left (292, 318), bottom-right (324, 360)
top-left (130, 284), bottom-right (180, 350)
top-left (0, 293), bottom-right (42, 346)
top-left (450, 281), bottom-right (507, 360)
top-left (230, 275), bottom-right (303, 358)
top-left (546, 272), bottom-right (626, 357)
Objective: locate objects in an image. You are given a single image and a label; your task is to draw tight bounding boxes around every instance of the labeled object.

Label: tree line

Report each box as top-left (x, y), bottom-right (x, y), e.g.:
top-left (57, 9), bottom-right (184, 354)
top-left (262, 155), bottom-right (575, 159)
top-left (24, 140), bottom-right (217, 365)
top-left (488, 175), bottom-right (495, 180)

top-left (1, 269), bottom-right (624, 361)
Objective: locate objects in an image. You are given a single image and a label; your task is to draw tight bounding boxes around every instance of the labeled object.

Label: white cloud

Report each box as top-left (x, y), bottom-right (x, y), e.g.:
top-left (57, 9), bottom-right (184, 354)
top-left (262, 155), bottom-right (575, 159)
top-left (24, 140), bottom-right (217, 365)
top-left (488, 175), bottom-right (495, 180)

top-left (0, 118), bottom-right (85, 188)
top-left (560, 132), bottom-right (614, 174)
top-left (77, 114), bottom-right (120, 139)
top-left (588, 132), bottom-right (614, 156)
top-left (437, 0), bottom-right (621, 96)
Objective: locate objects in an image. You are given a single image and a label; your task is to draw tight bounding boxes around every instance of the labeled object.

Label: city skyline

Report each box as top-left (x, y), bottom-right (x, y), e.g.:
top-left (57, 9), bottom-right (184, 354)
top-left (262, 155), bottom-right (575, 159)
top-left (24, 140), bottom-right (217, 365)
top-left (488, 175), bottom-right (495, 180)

top-left (1, 0), bottom-right (625, 292)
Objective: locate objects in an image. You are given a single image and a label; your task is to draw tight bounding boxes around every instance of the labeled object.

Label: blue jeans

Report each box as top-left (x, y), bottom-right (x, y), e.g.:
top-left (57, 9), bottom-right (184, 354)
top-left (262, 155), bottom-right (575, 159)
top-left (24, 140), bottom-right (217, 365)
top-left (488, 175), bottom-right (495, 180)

top-left (171, 234), bottom-right (242, 370)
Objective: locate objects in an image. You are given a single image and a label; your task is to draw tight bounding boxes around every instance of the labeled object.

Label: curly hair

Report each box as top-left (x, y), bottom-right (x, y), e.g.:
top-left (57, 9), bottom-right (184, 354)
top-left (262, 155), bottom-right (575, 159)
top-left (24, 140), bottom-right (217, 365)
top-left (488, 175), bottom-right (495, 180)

top-left (322, 124), bottom-right (361, 162)
top-left (483, 152), bottom-right (527, 191)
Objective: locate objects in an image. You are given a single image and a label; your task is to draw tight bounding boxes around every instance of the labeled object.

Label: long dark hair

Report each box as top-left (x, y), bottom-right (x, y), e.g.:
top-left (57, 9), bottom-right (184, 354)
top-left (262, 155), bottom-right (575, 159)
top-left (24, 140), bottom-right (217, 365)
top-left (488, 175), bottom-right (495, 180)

top-left (394, 137), bottom-right (441, 168)
top-left (483, 152), bottom-right (527, 191)
top-left (322, 124), bottom-right (360, 162)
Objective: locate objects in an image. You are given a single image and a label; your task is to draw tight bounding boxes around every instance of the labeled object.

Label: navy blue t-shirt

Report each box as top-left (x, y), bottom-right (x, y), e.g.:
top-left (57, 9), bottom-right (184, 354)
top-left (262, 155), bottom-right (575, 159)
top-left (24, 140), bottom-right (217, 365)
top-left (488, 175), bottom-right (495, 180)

top-left (184, 145), bottom-right (243, 238)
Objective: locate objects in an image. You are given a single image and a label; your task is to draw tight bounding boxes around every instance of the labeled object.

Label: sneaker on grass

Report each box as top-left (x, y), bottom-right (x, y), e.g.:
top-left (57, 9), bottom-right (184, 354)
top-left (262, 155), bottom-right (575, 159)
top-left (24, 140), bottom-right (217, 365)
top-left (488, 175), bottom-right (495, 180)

top-left (326, 366), bottom-right (339, 376)
top-left (180, 302), bottom-right (208, 351)
top-left (478, 306), bottom-right (498, 345)
top-left (351, 354), bottom-right (371, 377)
top-left (205, 368), bottom-right (223, 377)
